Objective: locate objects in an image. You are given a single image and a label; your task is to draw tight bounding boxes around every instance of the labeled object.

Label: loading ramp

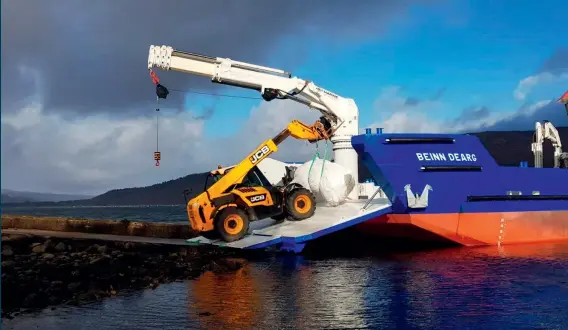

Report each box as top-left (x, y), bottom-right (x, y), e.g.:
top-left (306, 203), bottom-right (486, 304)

top-left (186, 198), bottom-right (392, 253)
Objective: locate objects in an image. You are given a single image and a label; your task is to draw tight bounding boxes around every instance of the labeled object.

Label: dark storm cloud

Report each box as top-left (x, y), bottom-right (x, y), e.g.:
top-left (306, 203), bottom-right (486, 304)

top-left (403, 87), bottom-right (446, 106)
top-left (453, 106), bottom-right (491, 124)
top-left (464, 101), bottom-right (568, 133)
top-left (404, 97), bottom-right (420, 106)
top-left (192, 105), bottom-right (216, 121)
top-left (489, 102), bottom-right (567, 131)
top-left (539, 48), bottom-right (568, 74)
top-left (1, 0), bottom-right (436, 116)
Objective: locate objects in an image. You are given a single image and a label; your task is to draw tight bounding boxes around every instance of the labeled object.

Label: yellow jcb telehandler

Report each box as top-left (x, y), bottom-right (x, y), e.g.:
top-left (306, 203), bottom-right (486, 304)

top-left (184, 118), bottom-right (333, 242)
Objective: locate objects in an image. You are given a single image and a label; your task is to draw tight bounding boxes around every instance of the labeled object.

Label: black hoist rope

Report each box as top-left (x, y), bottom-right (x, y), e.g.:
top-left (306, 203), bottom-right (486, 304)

top-left (149, 70), bottom-right (168, 167)
top-left (155, 105), bottom-right (160, 167)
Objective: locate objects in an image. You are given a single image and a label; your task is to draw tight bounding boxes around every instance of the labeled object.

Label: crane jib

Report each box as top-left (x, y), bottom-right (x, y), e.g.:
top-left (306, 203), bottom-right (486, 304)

top-left (172, 50), bottom-right (291, 77)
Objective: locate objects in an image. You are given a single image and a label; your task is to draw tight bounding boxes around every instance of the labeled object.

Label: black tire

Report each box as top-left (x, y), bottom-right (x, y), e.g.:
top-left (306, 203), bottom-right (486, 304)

top-left (201, 230), bottom-right (219, 240)
top-left (285, 188), bottom-right (316, 221)
top-left (214, 206), bottom-right (250, 242)
top-left (271, 212), bottom-right (288, 222)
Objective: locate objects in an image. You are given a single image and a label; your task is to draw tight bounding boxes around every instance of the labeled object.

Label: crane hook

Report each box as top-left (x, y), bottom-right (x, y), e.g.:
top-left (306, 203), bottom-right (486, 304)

top-left (154, 151), bottom-right (161, 167)
top-left (149, 70), bottom-right (169, 99)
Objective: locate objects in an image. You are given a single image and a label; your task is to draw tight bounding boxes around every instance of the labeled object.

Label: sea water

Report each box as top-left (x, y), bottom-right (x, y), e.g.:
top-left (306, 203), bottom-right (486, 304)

top-left (2, 205), bottom-right (568, 329)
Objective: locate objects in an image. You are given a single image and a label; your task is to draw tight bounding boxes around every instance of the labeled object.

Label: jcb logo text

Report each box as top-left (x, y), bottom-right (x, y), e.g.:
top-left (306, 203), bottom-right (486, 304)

top-left (250, 145), bottom-right (270, 164)
top-left (249, 194), bottom-right (266, 203)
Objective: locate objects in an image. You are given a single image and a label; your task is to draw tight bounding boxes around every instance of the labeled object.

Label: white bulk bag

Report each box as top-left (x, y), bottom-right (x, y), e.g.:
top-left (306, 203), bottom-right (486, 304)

top-left (319, 164), bottom-right (356, 206)
top-left (291, 159), bottom-right (325, 203)
top-left (291, 157), bottom-right (355, 206)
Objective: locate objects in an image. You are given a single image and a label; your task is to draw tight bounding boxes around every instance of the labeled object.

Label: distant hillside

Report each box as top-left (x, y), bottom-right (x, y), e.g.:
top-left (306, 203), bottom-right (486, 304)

top-left (4, 127), bottom-right (567, 207)
top-left (473, 127), bottom-right (568, 167)
top-left (87, 172), bottom-right (210, 206)
top-left (1, 194), bottom-right (37, 204)
top-left (1, 189), bottom-right (93, 204)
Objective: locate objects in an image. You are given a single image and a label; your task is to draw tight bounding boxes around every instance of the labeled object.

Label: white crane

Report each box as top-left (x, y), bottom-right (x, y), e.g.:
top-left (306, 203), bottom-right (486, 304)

top-left (147, 45), bottom-right (361, 199)
top-left (531, 120), bottom-right (567, 168)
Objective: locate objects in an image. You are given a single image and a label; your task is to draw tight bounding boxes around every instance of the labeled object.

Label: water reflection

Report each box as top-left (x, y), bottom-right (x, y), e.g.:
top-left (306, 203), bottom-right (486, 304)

top-left (189, 259), bottom-right (263, 329)
top-left (3, 242), bottom-right (568, 330)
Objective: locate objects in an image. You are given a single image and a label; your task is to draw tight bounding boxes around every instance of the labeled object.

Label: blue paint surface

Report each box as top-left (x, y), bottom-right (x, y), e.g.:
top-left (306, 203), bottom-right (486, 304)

top-left (245, 205), bottom-right (392, 252)
top-left (352, 132), bottom-right (568, 214)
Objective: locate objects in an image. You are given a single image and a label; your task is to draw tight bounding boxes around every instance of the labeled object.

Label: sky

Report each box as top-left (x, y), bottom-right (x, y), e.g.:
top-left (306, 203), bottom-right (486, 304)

top-left (1, 0), bottom-right (568, 196)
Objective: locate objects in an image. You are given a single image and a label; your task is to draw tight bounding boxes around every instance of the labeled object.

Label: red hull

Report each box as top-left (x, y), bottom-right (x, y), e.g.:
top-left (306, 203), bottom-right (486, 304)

top-left (354, 211), bottom-right (568, 246)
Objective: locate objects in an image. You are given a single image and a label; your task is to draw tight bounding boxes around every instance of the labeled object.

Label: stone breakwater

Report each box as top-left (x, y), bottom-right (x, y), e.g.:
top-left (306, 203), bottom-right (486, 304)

top-left (1, 214), bottom-right (199, 238)
top-left (1, 232), bottom-right (242, 319)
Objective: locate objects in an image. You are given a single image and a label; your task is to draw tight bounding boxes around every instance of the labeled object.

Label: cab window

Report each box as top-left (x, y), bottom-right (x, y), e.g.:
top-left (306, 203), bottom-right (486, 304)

top-left (241, 171), bottom-right (263, 187)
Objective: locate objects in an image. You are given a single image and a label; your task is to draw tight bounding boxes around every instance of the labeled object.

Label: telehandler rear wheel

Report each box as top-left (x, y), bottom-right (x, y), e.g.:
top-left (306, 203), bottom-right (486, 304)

top-left (286, 188), bottom-right (316, 221)
top-left (214, 207), bottom-right (250, 242)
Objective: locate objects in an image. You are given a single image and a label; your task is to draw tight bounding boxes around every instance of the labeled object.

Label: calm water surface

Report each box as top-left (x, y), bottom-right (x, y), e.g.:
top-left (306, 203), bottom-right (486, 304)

top-left (3, 205), bottom-right (568, 329)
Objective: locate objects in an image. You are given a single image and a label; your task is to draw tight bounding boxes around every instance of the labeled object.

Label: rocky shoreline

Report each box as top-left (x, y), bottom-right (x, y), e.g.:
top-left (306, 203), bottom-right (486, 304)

top-left (1, 214), bottom-right (198, 238)
top-left (1, 232), bottom-right (242, 319)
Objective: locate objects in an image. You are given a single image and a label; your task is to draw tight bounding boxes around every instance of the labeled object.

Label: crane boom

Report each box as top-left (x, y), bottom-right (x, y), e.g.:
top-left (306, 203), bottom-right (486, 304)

top-left (147, 45), bottom-right (361, 199)
top-left (531, 120), bottom-right (565, 168)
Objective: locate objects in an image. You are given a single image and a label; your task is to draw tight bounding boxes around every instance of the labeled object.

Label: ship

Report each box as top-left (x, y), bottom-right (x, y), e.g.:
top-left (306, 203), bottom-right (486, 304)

top-left (185, 121), bottom-right (568, 253)
top-left (351, 126), bottom-right (568, 247)
top-left (147, 44), bottom-right (568, 253)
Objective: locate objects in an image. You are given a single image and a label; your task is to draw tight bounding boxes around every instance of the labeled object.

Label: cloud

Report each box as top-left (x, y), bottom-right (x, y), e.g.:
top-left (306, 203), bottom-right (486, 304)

top-left (452, 106), bottom-right (490, 123)
top-left (191, 105), bottom-right (216, 121)
top-left (368, 86), bottom-right (568, 135)
top-left (1, 100), bottom-right (202, 195)
top-left (513, 48), bottom-right (568, 101)
top-left (404, 97), bottom-right (421, 106)
top-left (431, 87), bottom-right (447, 101)
top-left (3, 83), bottom-right (565, 196)
top-left (384, 86), bottom-right (447, 108)
top-left (1, 0), bottom-right (436, 117)
top-left (477, 100), bottom-right (568, 131)
top-left (0, 93), bottom-right (324, 195)
top-left (372, 86), bottom-right (447, 114)
top-left (513, 72), bottom-right (568, 101)
top-left (2, 0), bottom-right (449, 195)
top-left (539, 48), bottom-right (568, 75)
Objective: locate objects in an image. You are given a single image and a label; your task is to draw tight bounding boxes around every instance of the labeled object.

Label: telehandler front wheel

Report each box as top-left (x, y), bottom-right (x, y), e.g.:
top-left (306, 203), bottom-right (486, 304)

top-left (286, 188), bottom-right (316, 221)
top-left (214, 207), bottom-right (250, 242)
top-left (270, 212), bottom-right (288, 222)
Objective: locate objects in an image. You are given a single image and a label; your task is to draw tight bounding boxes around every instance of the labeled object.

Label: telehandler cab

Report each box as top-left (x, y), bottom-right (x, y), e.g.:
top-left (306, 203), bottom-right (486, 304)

top-left (184, 119), bottom-right (332, 242)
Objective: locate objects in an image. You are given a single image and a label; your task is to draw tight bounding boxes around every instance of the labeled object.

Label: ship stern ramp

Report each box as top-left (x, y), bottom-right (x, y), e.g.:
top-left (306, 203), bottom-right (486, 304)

top-left (352, 132), bottom-right (568, 246)
top-left (186, 199), bottom-right (392, 253)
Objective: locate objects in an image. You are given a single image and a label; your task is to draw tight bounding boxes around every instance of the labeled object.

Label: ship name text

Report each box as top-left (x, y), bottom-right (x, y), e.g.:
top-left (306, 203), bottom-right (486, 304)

top-left (416, 152), bottom-right (477, 162)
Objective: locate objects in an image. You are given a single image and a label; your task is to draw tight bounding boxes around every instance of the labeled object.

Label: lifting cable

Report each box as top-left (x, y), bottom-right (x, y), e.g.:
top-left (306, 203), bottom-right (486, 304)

top-left (154, 106), bottom-right (160, 167)
top-left (149, 70), bottom-right (169, 167)
top-left (146, 71), bottom-right (336, 172)
top-left (307, 139), bottom-right (329, 184)
top-left (146, 70), bottom-right (259, 168)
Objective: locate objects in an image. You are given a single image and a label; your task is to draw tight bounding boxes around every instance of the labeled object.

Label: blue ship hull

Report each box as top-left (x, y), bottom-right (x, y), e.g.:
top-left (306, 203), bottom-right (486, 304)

top-left (350, 130), bottom-right (568, 246)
